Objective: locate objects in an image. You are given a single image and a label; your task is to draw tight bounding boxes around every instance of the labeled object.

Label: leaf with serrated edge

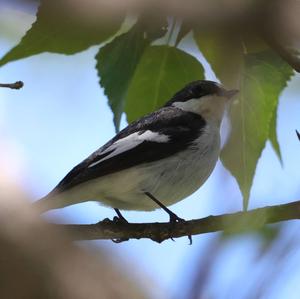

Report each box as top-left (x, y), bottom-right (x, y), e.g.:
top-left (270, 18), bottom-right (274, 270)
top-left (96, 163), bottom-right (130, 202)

top-left (269, 107), bottom-right (283, 164)
top-left (96, 19), bottom-right (167, 131)
top-left (125, 45), bottom-right (205, 122)
top-left (195, 32), bottom-right (293, 210)
top-left (0, 0), bottom-right (123, 67)
top-left (225, 53), bottom-right (293, 210)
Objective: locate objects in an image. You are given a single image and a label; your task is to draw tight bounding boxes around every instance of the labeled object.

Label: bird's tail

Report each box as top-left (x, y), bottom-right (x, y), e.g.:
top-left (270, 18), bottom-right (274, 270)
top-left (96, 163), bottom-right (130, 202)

top-left (32, 196), bottom-right (53, 213)
top-left (33, 192), bottom-right (67, 213)
top-left (33, 189), bottom-right (87, 213)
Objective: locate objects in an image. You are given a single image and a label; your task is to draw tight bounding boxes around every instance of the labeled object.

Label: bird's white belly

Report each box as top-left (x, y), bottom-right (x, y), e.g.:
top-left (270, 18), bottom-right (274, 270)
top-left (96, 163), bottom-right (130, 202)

top-left (89, 124), bottom-right (220, 211)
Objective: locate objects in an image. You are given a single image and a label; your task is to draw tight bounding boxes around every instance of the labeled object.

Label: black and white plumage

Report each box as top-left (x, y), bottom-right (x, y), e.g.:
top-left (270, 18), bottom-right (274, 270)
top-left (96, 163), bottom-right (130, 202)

top-left (36, 80), bottom-right (237, 213)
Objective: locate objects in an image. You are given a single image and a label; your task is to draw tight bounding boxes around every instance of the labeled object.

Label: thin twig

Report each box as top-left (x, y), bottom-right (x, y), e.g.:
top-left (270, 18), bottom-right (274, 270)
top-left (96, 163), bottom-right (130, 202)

top-left (0, 81), bottom-right (24, 89)
top-left (55, 199), bottom-right (300, 243)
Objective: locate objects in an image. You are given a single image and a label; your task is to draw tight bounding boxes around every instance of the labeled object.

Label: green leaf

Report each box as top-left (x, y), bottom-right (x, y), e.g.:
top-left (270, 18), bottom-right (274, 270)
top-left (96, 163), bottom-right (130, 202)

top-left (223, 51), bottom-right (293, 210)
top-left (195, 32), bottom-right (244, 87)
top-left (96, 19), bottom-right (167, 131)
top-left (125, 45), bottom-right (205, 122)
top-left (0, 0), bottom-right (124, 67)
top-left (269, 107), bottom-right (283, 164)
top-left (195, 32), bottom-right (293, 210)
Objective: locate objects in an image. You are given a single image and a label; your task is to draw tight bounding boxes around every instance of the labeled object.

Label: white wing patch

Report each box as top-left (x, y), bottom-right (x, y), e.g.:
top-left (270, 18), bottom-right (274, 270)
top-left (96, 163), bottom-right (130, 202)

top-left (88, 130), bottom-right (169, 168)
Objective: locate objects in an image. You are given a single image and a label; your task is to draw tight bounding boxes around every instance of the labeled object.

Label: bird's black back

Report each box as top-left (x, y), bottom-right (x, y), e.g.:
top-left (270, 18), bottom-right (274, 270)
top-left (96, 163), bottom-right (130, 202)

top-left (50, 107), bottom-right (206, 195)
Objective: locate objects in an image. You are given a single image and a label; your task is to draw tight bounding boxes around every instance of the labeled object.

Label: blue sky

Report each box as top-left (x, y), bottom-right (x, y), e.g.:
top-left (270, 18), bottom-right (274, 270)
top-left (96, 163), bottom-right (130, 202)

top-left (1, 3), bottom-right (300, 298)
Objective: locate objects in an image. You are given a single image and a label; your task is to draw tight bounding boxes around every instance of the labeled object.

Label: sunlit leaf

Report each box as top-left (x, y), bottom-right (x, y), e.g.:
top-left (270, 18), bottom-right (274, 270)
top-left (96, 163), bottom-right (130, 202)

top-left (223, 52), bottom-right (293, 210)
top-left (96, 19), bottom-right (167, 131)
top-left (125, 45), bottom-right (205, 122)
top-left (195, 32), bottom-right (293, 210)
top-left (0, 0), bottom-right (124, 67)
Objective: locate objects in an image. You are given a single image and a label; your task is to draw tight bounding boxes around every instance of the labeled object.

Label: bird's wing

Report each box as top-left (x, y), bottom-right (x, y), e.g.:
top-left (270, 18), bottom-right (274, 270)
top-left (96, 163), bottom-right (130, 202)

top-left (50, 107), bottom-right (205, 194)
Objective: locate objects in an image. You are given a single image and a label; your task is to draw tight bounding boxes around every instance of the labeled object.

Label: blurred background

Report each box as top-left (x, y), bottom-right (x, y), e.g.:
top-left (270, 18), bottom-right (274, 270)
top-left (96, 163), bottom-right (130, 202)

top-left (1, 0), bottom-right (300, 298)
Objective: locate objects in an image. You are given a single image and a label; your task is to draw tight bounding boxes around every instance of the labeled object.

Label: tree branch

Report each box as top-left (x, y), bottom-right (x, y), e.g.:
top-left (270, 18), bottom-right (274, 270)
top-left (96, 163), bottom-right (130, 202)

top-left (0, 81), bottom-right (24, 89)
top-left (58, 200), bottom-right (300, 243)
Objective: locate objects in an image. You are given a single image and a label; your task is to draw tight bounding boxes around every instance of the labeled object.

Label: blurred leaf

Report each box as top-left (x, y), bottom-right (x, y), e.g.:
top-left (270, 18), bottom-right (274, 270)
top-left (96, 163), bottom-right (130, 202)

top-left (221, 224), bottom-right (280, 248)
top-left (195, 31), bottom-right (244, 88)
top-left (195, 32), bottom-right (293, 209)
top-left (269, 107), bottom-right (283, 164)
top-left (0, 0), bottom-right (124, 67)
top-left (125, 45), bottom-right (205, 122)
top-left (243, 35), bottom-right (269, 54)
top-left (255, 225), bottom-right (281, 258)
top-left (96, 19), bottom-right (167, 131)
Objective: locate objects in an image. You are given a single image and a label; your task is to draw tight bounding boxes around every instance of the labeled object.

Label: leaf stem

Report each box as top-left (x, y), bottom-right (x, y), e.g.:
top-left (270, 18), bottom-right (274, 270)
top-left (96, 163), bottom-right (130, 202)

top-left (167, 19), bottom-right (176, 46)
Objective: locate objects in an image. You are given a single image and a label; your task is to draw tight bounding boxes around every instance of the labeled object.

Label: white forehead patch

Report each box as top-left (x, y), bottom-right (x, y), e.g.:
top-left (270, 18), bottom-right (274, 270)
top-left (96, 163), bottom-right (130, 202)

top-left (172, 95), bottom-right (220, 114)
top-left (172, 94), bottom-right (227, 126)
top-left (172, 98), bottom-right (201, 113)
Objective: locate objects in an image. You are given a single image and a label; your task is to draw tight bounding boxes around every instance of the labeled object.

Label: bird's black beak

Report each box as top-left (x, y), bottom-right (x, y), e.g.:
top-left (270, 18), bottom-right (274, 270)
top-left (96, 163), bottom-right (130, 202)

top-left (222, 89), bottom-right (239, 99)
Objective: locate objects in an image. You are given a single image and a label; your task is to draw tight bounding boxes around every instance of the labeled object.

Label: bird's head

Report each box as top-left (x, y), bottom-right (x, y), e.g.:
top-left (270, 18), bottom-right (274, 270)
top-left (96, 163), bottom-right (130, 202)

top-left (165, 80), bottom-right (238, 126)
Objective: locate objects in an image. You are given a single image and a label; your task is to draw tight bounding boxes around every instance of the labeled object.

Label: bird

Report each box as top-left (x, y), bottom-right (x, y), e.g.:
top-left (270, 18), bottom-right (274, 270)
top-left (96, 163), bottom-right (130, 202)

top-left (35, 80), bottom-right (238, 224)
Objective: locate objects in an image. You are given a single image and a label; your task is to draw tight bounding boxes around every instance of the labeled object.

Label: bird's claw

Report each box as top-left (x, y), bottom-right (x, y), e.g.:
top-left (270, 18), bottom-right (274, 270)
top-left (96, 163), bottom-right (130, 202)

top-left (101, 217), bottom-right (112, 224)
top-left (99, 216), bottom-right (129, 243)
top-left (169, 213), bottom-right (185, 223)
top-left (113, 216), bottom-right (128, 224)
top-left (169, 214), bottom-right (193, 244)
top-left (112, 237), bottom-right (129, 243)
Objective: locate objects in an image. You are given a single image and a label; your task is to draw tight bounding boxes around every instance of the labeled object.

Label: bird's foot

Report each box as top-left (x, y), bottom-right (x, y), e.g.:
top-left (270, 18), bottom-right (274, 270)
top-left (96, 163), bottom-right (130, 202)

top-left (144, 192), bottom-right (193, 244)
top-left (112, 237), bottom-right (129, 243)
top-left (169, 213), bottom-right (192, 245)
top-left (169, 212), bottom-right (185, 223)
top-left (112, 216), bottom-right (128, 224)
top-left (113, 208), bottom-right (128, 224)
top-left (101, 210), bottom-right (129, 243)
top-left (111, 213), bottom-right (129, 243)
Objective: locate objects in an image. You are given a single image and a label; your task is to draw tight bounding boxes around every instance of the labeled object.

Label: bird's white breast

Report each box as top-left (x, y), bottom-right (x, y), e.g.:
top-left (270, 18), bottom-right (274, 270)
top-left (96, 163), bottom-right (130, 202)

top-left (87, 122), bottom-right (221, 211)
